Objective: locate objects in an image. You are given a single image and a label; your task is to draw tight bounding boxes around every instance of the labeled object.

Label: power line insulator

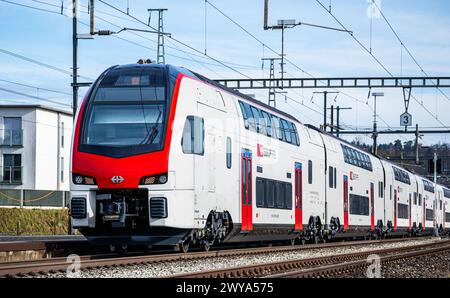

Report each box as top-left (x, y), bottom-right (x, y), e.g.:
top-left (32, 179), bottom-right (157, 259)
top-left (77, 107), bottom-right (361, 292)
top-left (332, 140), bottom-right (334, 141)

top-left (97, 30), bottom-right (112, 36)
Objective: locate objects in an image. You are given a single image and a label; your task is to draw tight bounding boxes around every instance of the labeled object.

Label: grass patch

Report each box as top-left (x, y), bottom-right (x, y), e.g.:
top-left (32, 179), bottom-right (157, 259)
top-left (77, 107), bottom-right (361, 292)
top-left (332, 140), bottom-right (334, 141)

top-left (0, 208), bottom-right (70, 235)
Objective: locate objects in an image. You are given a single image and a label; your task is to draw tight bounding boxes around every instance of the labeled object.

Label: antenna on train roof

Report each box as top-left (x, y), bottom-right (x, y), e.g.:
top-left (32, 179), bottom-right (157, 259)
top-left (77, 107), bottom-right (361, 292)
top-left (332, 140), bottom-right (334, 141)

top-left (137, 59), bottom-right (154, 64)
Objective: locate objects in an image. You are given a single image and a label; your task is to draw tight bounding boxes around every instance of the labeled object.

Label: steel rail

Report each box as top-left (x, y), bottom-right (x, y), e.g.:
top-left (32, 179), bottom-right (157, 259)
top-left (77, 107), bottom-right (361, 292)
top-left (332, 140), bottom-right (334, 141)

top-left (168, 240), bottom-right (450, 278)
top-left (0, 237), bottom-right (430, 277)
top-left (268, 242), bottom-right (450, 278)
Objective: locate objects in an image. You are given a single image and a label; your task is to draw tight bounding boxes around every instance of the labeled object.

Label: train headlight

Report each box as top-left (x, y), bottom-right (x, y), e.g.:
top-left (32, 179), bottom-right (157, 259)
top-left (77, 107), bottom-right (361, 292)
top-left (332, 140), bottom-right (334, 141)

top-left (73, 174), bottom-right (97, 185)
top-left (140, 173), bottom-right (168, 185)
top-left (158, 175), bottom-right (168, 184)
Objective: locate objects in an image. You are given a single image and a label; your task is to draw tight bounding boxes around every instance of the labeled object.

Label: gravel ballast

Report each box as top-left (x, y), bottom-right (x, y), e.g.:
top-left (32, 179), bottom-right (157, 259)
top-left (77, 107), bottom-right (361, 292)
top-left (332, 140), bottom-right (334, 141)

top-left (39, 238), bottom-right (447, 278)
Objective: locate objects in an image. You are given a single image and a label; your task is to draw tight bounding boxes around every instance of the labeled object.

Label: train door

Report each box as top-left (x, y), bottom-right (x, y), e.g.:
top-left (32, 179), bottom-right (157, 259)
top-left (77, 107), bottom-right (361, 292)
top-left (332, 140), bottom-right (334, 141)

top-left (295, 162), bottom-right (303, 230)
top-left (370, 182), bottom-right (375, 231)
top-left (343, 175), bottom-right (349, 231)
top-left (241, 149), bottom-right (253, 231)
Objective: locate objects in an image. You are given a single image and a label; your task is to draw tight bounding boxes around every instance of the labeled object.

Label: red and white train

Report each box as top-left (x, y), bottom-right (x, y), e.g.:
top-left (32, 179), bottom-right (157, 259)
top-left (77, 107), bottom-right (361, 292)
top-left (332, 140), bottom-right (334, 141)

top-left (70, 62), bottom-right (450, 251)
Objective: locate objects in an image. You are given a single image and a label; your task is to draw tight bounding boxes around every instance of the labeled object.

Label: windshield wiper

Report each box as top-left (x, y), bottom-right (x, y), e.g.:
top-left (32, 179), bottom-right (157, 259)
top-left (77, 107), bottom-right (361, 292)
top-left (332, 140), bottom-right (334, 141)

top-left (140, 110), bottom-right (162, 145)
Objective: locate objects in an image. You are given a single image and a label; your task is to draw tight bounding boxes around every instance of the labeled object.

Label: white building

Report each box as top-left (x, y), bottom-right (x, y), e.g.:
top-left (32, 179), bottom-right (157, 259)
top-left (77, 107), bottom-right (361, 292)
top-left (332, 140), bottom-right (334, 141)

top-left (0, 105), bottom-right (73, 207)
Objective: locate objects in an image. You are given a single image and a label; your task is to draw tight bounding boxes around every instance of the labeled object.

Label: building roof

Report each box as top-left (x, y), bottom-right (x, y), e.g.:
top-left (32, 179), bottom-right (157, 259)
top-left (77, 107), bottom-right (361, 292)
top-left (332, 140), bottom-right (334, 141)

top-left (0, 104), bottom-right (73, 116)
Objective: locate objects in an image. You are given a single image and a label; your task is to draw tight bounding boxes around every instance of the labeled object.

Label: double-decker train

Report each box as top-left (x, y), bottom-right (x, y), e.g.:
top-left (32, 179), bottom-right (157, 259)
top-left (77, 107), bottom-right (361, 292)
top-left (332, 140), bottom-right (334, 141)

top-left (70, 61), bottom-right (450, 252)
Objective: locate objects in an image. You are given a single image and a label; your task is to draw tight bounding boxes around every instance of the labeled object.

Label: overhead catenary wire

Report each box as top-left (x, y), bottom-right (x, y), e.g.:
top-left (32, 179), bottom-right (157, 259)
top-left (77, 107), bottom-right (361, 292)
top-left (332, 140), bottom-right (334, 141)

top-left (315, 0), bottom-right (448, 130)
top-left (0, 86), bottom-right (72, 108)
top-left (0, 48), bottom-right (93, 81)
top-left (370, 0), bottom-right (450, 102)
top-left (0, 78), bottom-right (72, 96)
top-left (206, 0), bottom-right (391, 127)
top-left (95, 0), bottom-right (324, 117)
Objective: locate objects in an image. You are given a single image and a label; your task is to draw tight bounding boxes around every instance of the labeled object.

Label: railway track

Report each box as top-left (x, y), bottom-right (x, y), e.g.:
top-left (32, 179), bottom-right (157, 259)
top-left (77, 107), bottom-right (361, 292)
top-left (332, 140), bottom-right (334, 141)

top-left (0, 237), bottom-right (438, 277)
top-left (169, 239), bottom-right (450, 278)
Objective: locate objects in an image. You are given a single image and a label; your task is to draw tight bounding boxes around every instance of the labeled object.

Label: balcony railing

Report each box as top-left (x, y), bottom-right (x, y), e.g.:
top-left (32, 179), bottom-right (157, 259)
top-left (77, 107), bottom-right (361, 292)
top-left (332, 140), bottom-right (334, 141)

top-left (0, 129), bottom-right (23, 146)
top-left (0, 166), bottom-right (23, 185)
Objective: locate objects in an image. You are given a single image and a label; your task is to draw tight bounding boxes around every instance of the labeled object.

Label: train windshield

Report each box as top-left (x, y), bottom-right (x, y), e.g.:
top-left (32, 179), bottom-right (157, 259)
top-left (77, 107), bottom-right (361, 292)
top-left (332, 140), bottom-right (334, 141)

top-left (80, 66), bottom-right (170, 157)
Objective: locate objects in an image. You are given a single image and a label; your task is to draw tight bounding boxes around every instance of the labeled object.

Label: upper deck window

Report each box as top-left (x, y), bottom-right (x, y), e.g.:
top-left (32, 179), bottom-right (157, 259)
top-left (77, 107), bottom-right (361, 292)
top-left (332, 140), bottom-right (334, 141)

top-left (392, 166), bottom-right (411, 185)
top-left (422, 179), bottom-right (435, 193)
top-left (341, 144), bottom-right (373, 171)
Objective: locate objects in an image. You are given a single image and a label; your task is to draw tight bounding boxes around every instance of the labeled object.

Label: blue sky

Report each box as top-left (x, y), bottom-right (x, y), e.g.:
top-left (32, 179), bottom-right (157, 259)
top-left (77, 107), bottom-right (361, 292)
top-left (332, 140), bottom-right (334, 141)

top-left (1, 0), bottom-right (450, 145)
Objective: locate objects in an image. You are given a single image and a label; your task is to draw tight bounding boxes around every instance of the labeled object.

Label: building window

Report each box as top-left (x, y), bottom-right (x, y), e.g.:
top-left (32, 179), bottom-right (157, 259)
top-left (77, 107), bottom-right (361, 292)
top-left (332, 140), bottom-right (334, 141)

top-left (2, 154), bottom-right (21, 184)
top-left (308, 160), bottom-right (313, 184)
top-left (181, 116), bottom-right (204, 155)
top-left (61, 122), bottom-right (65, 148)
top-left (2, 117), bottom-right (22, 146)
top-left (226, 137), bottom-right (232, 169)
top-left (60, 157), bottom-right (64, 183)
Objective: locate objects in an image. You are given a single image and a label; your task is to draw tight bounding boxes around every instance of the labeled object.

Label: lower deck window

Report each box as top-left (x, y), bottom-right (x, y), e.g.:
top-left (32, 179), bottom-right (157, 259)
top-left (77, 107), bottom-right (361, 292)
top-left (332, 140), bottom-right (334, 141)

top-left (426, 209), bottom-right (434, 221)
top-left (446, 212), bottom-right (450, 223)
top-left (349, 194), bottom-right (369, 216)
top-left (255, 177), bottom-right (292, 210)
top-left (398, 203), bottom-right (409, 219)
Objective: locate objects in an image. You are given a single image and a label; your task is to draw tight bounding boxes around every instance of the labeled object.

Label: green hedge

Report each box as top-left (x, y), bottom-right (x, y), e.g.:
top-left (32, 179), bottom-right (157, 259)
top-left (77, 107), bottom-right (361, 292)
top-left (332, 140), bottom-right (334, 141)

top-left (0, 208), bottom-right (70, 235)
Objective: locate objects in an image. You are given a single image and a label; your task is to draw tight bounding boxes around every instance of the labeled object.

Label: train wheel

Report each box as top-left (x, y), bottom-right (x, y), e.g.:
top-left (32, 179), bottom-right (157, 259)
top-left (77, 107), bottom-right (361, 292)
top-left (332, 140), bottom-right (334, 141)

top-left (200, 242), bottom-right (211, 252)
top-left (178, 241), bottom-right (190, 253)
top-left (301, 238), bottom-right (306, 245)
top-left (290, 238), bottom-right (296, 246)
top-left (118, 244), bottom-right (128, 255)
top-left (313, 237), bottom-right (319, 245)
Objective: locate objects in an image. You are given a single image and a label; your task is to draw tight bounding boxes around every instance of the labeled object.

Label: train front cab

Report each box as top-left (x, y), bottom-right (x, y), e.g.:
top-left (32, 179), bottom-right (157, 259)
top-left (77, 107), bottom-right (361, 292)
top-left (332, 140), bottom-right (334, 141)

top-left (70, 64), bottom-right (204, 247)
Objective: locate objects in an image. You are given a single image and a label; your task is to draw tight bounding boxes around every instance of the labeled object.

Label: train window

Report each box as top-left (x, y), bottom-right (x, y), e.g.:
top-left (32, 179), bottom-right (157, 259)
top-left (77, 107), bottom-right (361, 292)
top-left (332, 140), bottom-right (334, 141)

top-left (334, 167), bottom-right (337, 189)
top-left (285, 183), bottom-right (293, 209)
top-left (256, 178), bottom-right (265, 207)
top-left (444, 188), bottom-right (450, 199)
top-left (238, 102), bottom-right (249, 129)
top-left (290, 122), bottom-right (300, 146)
top-left (181, 116), bottom-right (204, 155)
top-left (272, 115), bottom-right (285, 141)
top-left (398, 204), bottom-right (409, 219)
top-left (392, 167), bottom-right (411, 185)
top-left (343, 146), bottom-right (350, 163)
top-left (426, 209), bottom-right (434, 221)
top-left (226, 137), bottom-right (232, 169)
top-left (308, 160), bottom-right (313, 184)
top-left (378, 181), bottom-right (384, 198)
top-left (440, 200), bottom-right (442, 210)
top-left (419, 194), bottom-right (422, 206)
top-left (276, 182), bottom-right (285, 209)
top-left (413, 193), bottom-right (417, 205)
top-left (260, 110), bottom-right (273, 137)
top-left (329, 166), bottom-right (334, 188)
top-left (250, 106), bottom-right (265, 134)
top-left (349, 194), bottom-right (369, 216)
top-left (266, 180), bottom-right (275, 208)
top-left (340, 144), bottom-right (373, 171)
top-left (446, 212), bottom-right (450, 223)
top-left (246, 105), bottom-right (257, 132)
top-left (422, 179), bottom-right (435, 193)
top-left (280, 119), bottom-right (292, 143)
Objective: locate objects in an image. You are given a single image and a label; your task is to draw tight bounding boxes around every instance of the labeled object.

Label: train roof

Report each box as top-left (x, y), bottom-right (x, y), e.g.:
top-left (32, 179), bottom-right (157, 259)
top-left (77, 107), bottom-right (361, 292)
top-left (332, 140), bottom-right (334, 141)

top-left (190, 70), bottom-right (300, 123)
top-left (109, 63), bottom-right (300, 123)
